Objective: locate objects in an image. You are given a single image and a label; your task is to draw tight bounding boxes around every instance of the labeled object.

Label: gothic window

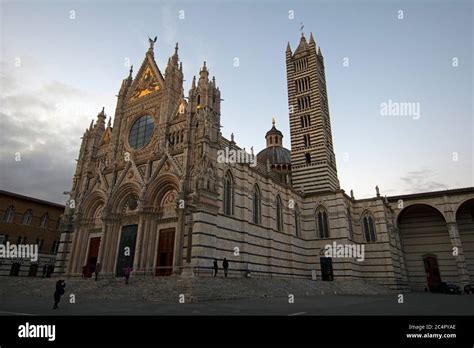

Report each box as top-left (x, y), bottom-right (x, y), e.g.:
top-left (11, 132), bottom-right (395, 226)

top-left (347, 208), bottom-right (354, 240)
top-left (128, 115), bottom-right (154, 150)
top-left (197, 95), bottom-right (201, 105)
top-left (362, 212), bottom-right (377, 242)
top-left (294, 205), bottom-right (300, 237)
top-left (316, 208), bottom-right (330, 238)
top-left (3, 205), bottom-right (14, 223)
top-left (22, 209), bottom-right (32, 225)
top-left (300, 116), bottom-right (304, 128)
top-left (303, 134), bottom-right (311, 147)
top-left (223, 171), bottom-right (234, 216)
top-left (305, 152), bottom-right (311, 164)
top-left (276, 195), bottom-right (283, 232)
top-left (252, 184), bottom-right (261, 225)
top-left (40, 213), bottom-right (48, 228)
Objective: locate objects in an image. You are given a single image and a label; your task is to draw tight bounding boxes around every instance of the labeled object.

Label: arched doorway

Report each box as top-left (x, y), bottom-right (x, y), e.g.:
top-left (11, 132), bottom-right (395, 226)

top-left (456, 198), bottom-right (474, 277)
top-left (398, 204), bottom-right (456, 291)
top-left (422, 254), bottom-right (441, 291)
top-left (155, 188), bottom-right (178, 276)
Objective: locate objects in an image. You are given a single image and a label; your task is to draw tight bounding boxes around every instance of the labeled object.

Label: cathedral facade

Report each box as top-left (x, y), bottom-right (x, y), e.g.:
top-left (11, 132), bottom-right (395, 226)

top-left (56, 33), bottom-right (474, 291)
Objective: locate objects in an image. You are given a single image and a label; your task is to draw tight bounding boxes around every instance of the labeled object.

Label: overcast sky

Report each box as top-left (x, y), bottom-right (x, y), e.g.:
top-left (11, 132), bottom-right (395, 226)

top-left (0, 0), bottom-right (472, 204)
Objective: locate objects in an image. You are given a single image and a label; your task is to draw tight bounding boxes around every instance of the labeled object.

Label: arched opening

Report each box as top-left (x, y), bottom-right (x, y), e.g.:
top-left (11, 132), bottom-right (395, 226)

top-left (456, 198), bottom-right (474, 278)
top-left (223, 171), bottom-right (234, 216)
top-left (398, 204), bottom-right (456, 291)
top-left (316, 208), bottom-right (330, 239)
top-left (276, 195), bottom-right (283, 232)
top-left (252, 184), bottom-right (261, 225)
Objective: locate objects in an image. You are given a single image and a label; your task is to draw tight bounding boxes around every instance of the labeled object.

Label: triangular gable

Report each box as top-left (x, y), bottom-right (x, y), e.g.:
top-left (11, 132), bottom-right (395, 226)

top-left (100, 128), bottom-right (112, 147)
top-left (128, 53), bottom-right (164, 101)
top-left (173, 98), bottom-right (187, 119)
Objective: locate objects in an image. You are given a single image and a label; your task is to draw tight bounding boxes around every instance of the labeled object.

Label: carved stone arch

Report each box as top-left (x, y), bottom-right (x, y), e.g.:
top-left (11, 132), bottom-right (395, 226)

top-left (314, 203), bottom-right (329, 216)
top-left (145, 173), bottom-right (180, 208)
top-left (394, 202), bottom-right (446, 229)
top-left (81, 190), bottom-right (106, 219)
top-left (109, 182), bottom-right (141, 214)
top-left (454, 196), bottom-right (474, 218)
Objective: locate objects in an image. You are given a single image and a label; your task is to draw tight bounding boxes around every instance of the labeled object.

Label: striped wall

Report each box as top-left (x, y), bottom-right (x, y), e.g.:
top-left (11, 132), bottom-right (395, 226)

top-left (456, 200), bottom-right (474, 277)
top-left (398, 205), bottom-right (458, 291)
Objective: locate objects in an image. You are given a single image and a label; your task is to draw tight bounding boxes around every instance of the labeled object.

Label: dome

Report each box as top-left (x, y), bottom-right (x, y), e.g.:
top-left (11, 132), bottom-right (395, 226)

top-left (257, 146), bottom-right (291, 166)
top-left (265, 125), bottom-right (283, 138)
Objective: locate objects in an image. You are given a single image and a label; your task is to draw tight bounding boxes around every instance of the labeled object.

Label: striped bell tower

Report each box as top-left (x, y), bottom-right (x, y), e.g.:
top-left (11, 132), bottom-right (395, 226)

top-left (286, 32), bottom-right (340, 193)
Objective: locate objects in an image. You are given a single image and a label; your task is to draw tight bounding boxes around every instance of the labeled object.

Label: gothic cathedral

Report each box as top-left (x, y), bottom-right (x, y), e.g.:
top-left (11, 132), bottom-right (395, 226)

top-left (56, 33), bottom-right (474, 291)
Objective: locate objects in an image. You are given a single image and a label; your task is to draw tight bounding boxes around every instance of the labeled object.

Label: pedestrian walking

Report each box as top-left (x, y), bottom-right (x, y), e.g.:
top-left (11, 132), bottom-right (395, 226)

top-left (94, 263), bottom-right (101, 281)
top-left (223, 258), bottom-right (229, 277)
top-left (53, 280), bottom-right (66, 309)
top-left (124, 265), bottom-right (133, 284)
top-left (213, 259), bottom-right (218, 277)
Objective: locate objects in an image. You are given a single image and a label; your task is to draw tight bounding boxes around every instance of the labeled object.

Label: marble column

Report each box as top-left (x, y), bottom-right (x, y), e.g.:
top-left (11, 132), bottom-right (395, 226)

top-left (104, 220), bottom-right (121, 275)
top-left (173, 208), bottom-right (186, 274)
top-left (67, 223), bottom-right (81, 275)
top-left (447, 222), bottom-right (470, 285)
top-left (133, 214), bottom-right (145, 275)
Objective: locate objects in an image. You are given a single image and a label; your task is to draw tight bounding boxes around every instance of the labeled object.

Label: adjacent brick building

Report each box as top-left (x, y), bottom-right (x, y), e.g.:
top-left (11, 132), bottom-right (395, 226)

top-left (0, 190), bottom-right (64, 276)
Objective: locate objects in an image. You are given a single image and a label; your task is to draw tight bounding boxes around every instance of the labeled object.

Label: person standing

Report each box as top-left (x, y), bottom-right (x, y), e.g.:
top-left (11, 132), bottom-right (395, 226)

top-left (53, 280), bottom-right (66, 309)
top-left (95, 263), bottom-right (101, 281)
top-left (213, 259), bottom-right (218, 277)
top-left (223, 258), bottom-right (229, 278)
top-left (124, 265), bottom-right (133, 284)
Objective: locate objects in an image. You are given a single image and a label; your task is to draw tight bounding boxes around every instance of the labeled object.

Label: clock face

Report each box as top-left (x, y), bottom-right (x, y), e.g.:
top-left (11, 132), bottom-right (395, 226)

top-left (128, 115), bottom-right (154, 149)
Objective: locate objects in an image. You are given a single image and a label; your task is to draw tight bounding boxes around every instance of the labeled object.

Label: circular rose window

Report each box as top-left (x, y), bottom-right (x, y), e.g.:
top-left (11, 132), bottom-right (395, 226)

top-left (128, 115), bottom-right (154, 149)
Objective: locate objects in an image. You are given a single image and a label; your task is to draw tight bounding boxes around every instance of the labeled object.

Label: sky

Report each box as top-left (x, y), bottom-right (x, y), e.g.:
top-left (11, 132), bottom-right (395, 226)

top-left (0, 0), bottom-right (472, 204)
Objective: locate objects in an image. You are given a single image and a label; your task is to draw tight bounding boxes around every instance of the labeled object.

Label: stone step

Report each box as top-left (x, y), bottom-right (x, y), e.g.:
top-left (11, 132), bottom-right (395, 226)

top-left (0, 276), bottom-right (393, 303)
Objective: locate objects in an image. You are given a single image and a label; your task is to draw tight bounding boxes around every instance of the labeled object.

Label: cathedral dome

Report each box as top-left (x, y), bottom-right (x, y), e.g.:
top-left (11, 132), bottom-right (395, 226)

top-left (257, 145), bottom-right (291, 166)
top-left (257, 118), bottom-right (291, 169)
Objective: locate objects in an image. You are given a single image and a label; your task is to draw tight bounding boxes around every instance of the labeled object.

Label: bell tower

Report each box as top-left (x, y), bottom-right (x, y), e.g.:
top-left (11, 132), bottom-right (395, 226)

top-left (286, 32), bottom-right (340, 193)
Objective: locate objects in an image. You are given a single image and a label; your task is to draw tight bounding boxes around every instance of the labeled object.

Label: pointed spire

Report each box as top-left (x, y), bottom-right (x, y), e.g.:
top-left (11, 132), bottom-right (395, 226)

top-left (129, 65), bottom-right (133, 78)
top-left (174, 42), bottom-right (179, 56)
top-left (89, 119), bottom-right (94, 130)
top-left (95, 107), bottom-right (106, 129)
top-left (107, 117), bottom-right (111, 128)
top-left (199, 62), bottom-right (209, 84)
top-left (318, 46), bottom-right (322, 56)
top-left (309, 32), bottom-right (315, 44)
top-left (192, 75), bottom-right (196, 88)
top-left (286, 41), bottom-right (292, 52)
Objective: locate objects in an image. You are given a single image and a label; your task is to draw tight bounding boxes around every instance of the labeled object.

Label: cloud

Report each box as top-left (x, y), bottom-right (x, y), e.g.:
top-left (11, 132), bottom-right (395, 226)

top-left (399, 168), bottom-right (448, 194)
top-left (0, 64), bottom-right (104, 204)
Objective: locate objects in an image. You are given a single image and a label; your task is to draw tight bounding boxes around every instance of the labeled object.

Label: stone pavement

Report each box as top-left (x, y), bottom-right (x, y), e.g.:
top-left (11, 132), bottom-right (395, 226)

top-left (1, 292), bottom-right (473, 316)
